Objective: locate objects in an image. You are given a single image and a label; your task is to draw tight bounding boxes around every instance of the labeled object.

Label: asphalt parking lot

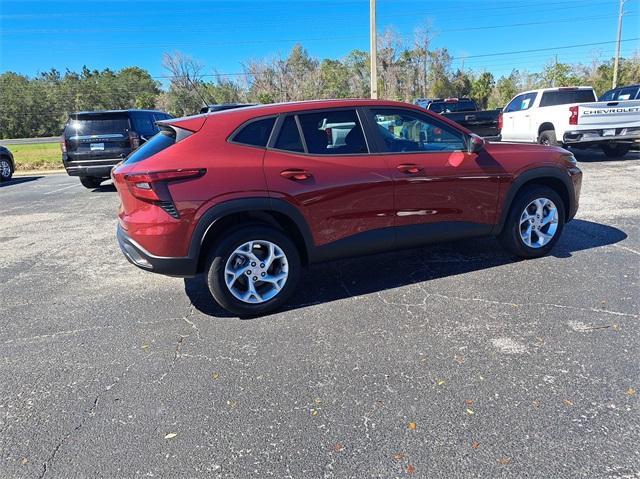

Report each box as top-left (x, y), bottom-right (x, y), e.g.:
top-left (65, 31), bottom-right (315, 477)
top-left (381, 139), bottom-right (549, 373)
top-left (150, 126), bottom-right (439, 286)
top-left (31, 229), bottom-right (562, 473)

top-left (1, 149), bottom-right (638, 478)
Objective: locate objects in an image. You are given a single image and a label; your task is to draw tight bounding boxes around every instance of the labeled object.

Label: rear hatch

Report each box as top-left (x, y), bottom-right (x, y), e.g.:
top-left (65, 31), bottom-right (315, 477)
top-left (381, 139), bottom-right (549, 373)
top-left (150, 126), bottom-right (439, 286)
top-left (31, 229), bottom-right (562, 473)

top-left (64, 112), bottom-right (132, 162)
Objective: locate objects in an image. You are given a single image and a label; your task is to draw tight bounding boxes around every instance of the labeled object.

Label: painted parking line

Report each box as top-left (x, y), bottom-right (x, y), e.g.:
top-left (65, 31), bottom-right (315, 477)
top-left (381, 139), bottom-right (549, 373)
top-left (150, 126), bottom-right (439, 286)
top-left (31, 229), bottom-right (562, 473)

top-left (43, 182), bottom-right (81, 195)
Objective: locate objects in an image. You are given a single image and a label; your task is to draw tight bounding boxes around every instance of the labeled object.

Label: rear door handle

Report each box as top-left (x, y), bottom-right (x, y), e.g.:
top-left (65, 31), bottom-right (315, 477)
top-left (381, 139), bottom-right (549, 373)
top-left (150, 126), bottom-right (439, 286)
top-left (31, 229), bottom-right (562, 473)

top-left (397, 164), bottom-right (423, 174)
top-left (280, 169), bottom-right (312, 180)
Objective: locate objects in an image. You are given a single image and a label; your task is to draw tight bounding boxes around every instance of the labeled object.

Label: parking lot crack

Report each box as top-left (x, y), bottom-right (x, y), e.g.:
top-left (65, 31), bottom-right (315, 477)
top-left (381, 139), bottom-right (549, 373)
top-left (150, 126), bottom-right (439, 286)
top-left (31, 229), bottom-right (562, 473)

top-left (38, 396), bottom-right (99, 479)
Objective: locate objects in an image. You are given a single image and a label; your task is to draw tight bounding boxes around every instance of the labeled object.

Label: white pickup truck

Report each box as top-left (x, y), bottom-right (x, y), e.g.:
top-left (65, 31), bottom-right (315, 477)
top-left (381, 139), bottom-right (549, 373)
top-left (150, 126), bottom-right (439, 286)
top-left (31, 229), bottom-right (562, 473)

top-left (500, 86), bottom-right (640, 157)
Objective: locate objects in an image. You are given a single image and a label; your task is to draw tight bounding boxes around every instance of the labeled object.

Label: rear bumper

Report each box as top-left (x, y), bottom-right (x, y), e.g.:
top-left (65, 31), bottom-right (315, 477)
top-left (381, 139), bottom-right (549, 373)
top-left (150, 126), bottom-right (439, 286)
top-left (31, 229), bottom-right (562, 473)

top-left (563, 127), bottom-right (640, 145)
top-left (63, 158), bottom-right (122, 178)
top-left (117, 224), bottom-right (198, 277)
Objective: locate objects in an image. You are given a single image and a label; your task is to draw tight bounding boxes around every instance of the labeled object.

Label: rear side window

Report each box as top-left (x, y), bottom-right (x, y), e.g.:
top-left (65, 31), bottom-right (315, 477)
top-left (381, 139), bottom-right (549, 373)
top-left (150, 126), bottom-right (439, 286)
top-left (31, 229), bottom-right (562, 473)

top-left (64, 114), bottom-right (130, 138)
top-left (274, 116), bottom-right (304, 152)
top-left (124, 130), bottom-right (175, 165)
top-left (539, 89), bottom-right (596, 107)
top-left (231, 117), bottom-right (276, 148)
top-left (298, 109), bottom-right (368, 154)
top-left (616, 86), bottom-right (639, 100)
top-left (131, 114), bottom-right (157, 138)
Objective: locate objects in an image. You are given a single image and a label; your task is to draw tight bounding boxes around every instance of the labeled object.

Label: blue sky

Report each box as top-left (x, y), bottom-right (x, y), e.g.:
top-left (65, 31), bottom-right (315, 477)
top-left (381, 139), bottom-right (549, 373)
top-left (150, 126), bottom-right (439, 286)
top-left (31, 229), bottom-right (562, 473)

top-left (1, 0), bottom-right (638, 81)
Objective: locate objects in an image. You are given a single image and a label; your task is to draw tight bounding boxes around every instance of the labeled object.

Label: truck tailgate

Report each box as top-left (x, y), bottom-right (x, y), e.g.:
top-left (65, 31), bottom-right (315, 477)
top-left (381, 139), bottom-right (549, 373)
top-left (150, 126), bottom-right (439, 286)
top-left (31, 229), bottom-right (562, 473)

top-left (577, 100), bottom-right (640, 127)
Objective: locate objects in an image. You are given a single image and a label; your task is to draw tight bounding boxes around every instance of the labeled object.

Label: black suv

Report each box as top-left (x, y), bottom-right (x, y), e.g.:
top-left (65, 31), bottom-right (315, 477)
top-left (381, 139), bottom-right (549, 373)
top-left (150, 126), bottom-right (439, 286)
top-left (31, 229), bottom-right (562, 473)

top-left (62, 109), bottom-right (172, 188)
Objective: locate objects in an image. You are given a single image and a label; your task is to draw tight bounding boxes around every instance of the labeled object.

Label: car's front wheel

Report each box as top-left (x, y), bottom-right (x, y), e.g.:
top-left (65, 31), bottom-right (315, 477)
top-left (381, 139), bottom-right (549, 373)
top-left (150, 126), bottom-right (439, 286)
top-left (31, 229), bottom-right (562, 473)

top-left (0, 157), bottom-right (13, 181)
top-left (498, 186), bottom-right (565, 258)
top-left (79, 176), bottom-right (102, 189)
top-left (206, 225), bottom-right (301, 316)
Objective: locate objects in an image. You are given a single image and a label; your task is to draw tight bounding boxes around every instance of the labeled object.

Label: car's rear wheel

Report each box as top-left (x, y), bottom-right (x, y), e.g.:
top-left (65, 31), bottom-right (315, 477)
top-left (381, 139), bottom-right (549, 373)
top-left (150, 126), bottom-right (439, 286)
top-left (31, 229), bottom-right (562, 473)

top-left (600, 143), bottom-right (630, 158)
top-left (206, 226), bottom-right (301, 316)
top-left (0, 157), bottom-right (13, 181)
top-left (79, 176), bottom-right (102, 189)
top-left (538, 130), bottom-right (559, 147)
top-left (498, 186), bottom-right (565, 258)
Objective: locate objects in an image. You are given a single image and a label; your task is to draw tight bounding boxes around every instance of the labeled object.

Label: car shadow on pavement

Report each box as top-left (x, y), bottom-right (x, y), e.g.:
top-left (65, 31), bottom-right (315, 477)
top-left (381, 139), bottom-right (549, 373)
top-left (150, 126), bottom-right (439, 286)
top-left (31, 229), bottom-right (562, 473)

top-left (0, 176), bottom-right (43, 187)
top-left (184, 219), bottom-right (627, 319)
top-left (91, 183), bottom-right (116, 193)
top-left (573, 149), bottom-right (640, 163)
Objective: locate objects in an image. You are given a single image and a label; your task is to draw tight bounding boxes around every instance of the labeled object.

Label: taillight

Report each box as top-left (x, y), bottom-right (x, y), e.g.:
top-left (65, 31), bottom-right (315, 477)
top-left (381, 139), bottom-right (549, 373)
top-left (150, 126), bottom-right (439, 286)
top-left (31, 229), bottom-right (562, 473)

top-left (124, 169), bottom-right (205, 218)
top-left (569, 106), bottom-right (579, 125)
top-left (129, 131), bottom-right (141, 149)
top-left (124, 169), bottom-right (205, 203)
top-left (497, 112), bottom-right (503, 131)
top-left (60, 135), bottom-right (67, 153)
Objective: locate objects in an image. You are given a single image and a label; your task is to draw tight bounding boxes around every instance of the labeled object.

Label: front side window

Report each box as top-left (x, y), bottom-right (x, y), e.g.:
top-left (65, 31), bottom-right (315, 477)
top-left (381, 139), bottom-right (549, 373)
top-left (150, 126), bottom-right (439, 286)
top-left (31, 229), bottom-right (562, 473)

top-left (504, 93), bottom-right (537, 113)
top-left (274, 116), bottom-right (304, 153)
top-left (232, 117), bottom-right (276, 148)
top-left (297, 109), bottom-right (368, 155)
top-left (371, 108), bottom-right (465, 153)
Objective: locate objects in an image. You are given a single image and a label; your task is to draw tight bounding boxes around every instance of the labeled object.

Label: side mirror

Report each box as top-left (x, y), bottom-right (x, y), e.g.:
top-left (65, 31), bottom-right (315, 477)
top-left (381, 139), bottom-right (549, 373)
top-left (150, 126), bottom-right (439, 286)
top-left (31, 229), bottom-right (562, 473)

top-left (467, 134), bottom-right (485, 154)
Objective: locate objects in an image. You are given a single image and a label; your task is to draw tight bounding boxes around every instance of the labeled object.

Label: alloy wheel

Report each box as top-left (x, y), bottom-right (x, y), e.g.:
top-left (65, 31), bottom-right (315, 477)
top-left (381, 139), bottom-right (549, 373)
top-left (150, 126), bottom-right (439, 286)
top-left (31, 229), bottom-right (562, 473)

top-left (0, 159), bottom-right (11, 179)
top-left (224, 240), bottom-right (289, 304)
top-left (519, 197), bottom-right (559, 248)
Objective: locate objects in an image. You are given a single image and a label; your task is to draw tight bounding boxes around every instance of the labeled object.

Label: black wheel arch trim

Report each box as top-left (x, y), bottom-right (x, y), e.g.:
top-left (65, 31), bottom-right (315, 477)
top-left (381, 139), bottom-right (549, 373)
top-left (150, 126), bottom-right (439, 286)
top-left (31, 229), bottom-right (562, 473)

top-left (188, 196), bottom-right (316, 263)
top-left (493, 166), bottom-right (576, 235)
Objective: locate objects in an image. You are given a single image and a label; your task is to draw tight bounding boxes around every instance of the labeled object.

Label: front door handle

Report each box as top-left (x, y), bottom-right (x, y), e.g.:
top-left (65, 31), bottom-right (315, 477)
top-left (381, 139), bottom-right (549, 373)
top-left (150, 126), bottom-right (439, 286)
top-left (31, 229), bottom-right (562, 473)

top-left (281, 169), bottom-right (312, 180)
top-left (397, 164), bottom-right (423, 174)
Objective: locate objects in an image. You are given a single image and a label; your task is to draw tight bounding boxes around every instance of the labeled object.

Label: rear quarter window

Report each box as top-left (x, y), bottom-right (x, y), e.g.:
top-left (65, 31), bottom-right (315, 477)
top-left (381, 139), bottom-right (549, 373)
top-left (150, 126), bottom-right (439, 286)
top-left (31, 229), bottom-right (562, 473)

top-left (231, 117), bottom-right (276, 148)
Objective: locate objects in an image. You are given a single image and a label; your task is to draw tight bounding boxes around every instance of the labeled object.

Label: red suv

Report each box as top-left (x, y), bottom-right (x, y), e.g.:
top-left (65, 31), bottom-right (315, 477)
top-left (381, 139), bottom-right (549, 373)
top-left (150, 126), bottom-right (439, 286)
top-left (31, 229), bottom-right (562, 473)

top-left (112, 100), bottom-right (582, 315)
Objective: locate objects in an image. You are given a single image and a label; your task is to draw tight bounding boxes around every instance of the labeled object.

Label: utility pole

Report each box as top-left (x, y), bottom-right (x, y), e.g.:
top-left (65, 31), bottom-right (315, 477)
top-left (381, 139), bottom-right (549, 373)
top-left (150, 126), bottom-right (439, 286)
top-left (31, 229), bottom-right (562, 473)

top-left (552, 54), bottom-right (558, 87)
top-left (612, 0), bottom-right (626, 88)
top-left (370, 0), bottom-right (378, 99)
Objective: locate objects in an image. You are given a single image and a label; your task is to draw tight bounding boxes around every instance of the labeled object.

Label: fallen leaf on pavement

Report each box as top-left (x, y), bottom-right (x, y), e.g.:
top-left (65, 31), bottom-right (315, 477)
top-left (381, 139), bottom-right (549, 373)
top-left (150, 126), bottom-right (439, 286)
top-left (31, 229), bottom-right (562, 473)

top-left (563, 399), bottom-right (573, 407)
top-left (471, 441), bottom-right (480, 450)
top-left (466, 408), bottom-right (475, 415)
top-left (141, 344), bottom-right (150, 351)
top-left (164, 433), bottom-right (177, 439)
top-left (407, 422), bottom-right (417, 430)
top-left (334, 443), bottom-right (345, 452)
top-left (532, 400), bottom-right (540, 408)
top-left (454, 355), bottom-right (465, 364)
top-left (498, 457), bottom-right (510, 465)
top-left (227, 400), bottom-right (237, 407)
top-left (393, 452), bottom-right (405, 461)
top-left (315, 398), bottom-right (322, 404)
top-left (311, 409), bottom-right (318, 416)
top-left (20, 458), bottom-right (28, 465)
top-left (436, 379), bottom-right (445, 386)
top-left (406, 464), bottom-right (416, 474)
top-left (464, 399), bottom-right (473, 406)
top-left (626, 387), bottom-right (636, 396)
top-left (211, 372), bottom-right (220, 380)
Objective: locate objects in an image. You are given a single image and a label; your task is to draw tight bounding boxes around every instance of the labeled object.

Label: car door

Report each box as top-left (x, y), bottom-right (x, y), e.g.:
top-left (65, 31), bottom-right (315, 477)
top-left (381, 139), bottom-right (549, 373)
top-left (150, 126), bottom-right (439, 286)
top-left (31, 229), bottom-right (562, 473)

top-left (263, 108), bottom-right (395, 251)
top-left (503, 92), bottom-right (537, 141)
top-left (365, 107), bottom-right (501, 243)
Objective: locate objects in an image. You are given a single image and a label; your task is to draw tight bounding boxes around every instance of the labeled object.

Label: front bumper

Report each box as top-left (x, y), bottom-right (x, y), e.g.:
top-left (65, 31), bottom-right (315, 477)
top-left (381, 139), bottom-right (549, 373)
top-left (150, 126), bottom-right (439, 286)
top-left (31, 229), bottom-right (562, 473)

top-left (563, 127), bottom-right (640, 145)
top-left (117, 224), bottom-right (198, 277)
top-left (568, 167), bottom-right (582, 221)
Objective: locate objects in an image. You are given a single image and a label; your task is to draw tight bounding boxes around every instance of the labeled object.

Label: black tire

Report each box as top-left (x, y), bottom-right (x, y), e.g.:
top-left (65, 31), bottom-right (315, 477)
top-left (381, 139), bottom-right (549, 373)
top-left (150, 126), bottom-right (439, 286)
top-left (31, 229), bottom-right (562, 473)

top-left (0, 156), bottom-right (13, 181)
top-left (498, 186), bottom-right (566, 259)
top-left (600, 144), bottom-right (630, 158)
top-left (206, 225), bottom-right (301, 316)
top-left (538, 130), bottom-right (559, 147)
top-left (79, 176), bottom-right (102, 189)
